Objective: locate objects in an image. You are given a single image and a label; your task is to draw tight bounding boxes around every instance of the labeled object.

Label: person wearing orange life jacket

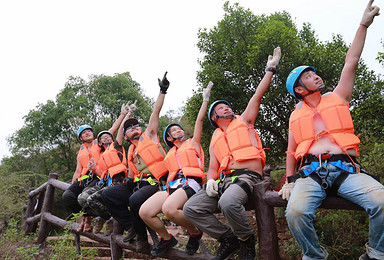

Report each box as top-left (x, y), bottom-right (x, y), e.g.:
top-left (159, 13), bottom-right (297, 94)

top-left (184, 47), bottom-right (281, 260)
top-left (102, 72), bottom-right (170, 253)
top-left (61, 101), bottom-right (132, 233)
top-left (77, 101), bottom-right (137, 235)
top-left (140, 81), bottom-right (213, 257)
top-left (279, 2), bottom-right (384, 260)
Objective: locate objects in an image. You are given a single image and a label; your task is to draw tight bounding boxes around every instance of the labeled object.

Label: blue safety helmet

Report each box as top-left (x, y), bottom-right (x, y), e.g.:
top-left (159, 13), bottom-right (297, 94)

top-left (208, 100), bottom-right (232, 128)
top-left (286, 66), bottom-right (316, 99)
top-left (163, 123), bottom-right (184, 148)
top-left (77, 124), bottom-right (94, 140)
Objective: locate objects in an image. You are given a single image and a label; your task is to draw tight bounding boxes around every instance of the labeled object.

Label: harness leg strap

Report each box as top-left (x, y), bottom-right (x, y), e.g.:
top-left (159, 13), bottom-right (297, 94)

top-left (233, 179), bottom-right (252, 199)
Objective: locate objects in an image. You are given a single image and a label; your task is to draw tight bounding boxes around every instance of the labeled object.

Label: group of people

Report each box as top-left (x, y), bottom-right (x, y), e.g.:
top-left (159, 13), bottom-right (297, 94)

top-left (62, 1), bottom-right (384, 260)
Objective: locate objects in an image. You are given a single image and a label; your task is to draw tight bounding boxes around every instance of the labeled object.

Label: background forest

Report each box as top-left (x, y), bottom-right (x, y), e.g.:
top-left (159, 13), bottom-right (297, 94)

top-left (1, 2), bottom-right (383, 259)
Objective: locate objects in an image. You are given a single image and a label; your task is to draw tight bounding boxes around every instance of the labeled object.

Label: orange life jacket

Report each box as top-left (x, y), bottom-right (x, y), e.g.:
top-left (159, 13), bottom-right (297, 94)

top-left (164, 139), bottom-right (205, 184)
top-left (210, 116), bottom-right (266, 179)
top-left (100, 142), bottom-right (127, 179)
top-left (78, 140), bottom-right (102, 177)
top-left (290, 92), bottom-right (360, 159)
top-left (127, 133), bottom-right (168, 181)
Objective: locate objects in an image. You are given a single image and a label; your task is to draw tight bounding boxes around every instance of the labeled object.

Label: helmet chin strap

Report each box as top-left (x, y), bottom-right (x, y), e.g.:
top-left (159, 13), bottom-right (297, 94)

top-left (84, 139), bottom-right (93, 143)
top-left (101, 141), bottom-right (112, 146)
top-left (215, 113), bottom-right (235, 121)
top-left (128, 134), bottom-right (140, 141)
top-left (170, 135), bottom-right (185, 146)
top-left (298, 79), bottom-right (330, 98)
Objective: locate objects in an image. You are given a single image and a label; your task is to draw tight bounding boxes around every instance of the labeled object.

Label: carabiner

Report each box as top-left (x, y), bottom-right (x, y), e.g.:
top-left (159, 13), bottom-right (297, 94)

top-left (319, 162), bottom-right (329, 190)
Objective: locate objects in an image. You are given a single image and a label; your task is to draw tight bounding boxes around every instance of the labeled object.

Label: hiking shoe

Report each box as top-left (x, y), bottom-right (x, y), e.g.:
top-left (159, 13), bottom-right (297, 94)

top-left (185, 230), bottom-right (203, 255)
top-left (123, 227), bottom-right (136, 242)
top-left (213, 236), bottom-right (240, 260)
top-left (151, 235), bottom-right (178, 256)
top-left (359, 253), bottom-right (378, 260)
top-left (239, 235), bottom-right (256, 260)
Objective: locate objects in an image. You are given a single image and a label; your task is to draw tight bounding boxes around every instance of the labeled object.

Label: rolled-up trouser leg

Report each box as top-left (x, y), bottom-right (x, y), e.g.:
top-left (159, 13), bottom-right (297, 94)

top-left (184, 189), bottom-right (233, 240)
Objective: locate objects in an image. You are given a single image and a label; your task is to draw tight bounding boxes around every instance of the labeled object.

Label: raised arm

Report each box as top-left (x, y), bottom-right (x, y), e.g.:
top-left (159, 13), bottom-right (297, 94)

top-left (334, 0), bottom-right (379, 102)
top-left (191, 81), bottom-right (213, 147)
top-left (145, 72), bottom-right (169, 140)
top-left (116, 101), bottom-right (137, 145)
top-left (242, 47), bottom-right (281, 125)
top-left (108, 101), bottom-right (132, 136)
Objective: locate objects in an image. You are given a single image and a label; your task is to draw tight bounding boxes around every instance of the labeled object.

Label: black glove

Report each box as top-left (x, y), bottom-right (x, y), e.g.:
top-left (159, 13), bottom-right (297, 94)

top-left (158, 71), bottom-right (169, 94)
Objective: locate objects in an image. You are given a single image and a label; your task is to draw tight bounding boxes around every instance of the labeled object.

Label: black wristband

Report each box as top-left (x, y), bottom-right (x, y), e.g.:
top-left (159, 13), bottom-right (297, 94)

top-left (265, 67), bottom-right (277, 74)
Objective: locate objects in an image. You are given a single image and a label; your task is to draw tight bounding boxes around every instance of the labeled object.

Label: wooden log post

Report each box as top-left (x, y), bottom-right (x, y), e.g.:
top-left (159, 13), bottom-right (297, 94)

top-left (31, 191), bottom-right (45, 233)
top-left (37, 173), bottom-right (59, 245)
top-left (74, 233), bottom-right (81, 254)
top-left (253, 180), bottom-right (280, 260)
top-left (24, 188), bottom-right (37, 235)
top-left (111, 220), bottom-right (124, 260)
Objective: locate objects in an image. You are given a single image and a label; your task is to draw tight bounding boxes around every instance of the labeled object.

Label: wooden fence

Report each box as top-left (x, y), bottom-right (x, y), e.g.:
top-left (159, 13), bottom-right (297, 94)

top-left (23, 171), bottom-right (364, 260)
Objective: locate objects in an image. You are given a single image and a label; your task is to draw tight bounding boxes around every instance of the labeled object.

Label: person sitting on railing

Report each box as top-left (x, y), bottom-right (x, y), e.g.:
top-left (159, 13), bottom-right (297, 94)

top-left (77, 101), bottom-right (137, 235)
top-left (139, 81), bottom-right (213, 257)
top-left (184, 47), bottom-right (281, 260)
top-left (102, 72), bottom-right (170, 253)
top-left (279, 2), bottom-right (384, 259)
top-left (62, 101), bottom-right (131, 233)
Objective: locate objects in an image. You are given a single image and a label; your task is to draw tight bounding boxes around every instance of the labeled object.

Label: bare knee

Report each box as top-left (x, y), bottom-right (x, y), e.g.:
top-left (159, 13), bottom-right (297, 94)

top-left (162, 202), bottom-right (178, 217)
top-left (139, 205), bottom-right (151, 221)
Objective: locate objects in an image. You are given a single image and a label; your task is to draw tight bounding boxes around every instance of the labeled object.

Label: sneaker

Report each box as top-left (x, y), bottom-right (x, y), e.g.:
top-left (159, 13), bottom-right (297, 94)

top-left (239, 235), bottom-right (256, 260)
top-left (359, 253), bottom-right (378, 260)
top-left (123, 227), bottom-right (136, 242)
top-left (185, 230), bottom-right (203, 255)
top-left (213, 236), bottom-right (240, 260)
top-left (151, 235), bottom-right (178, 257)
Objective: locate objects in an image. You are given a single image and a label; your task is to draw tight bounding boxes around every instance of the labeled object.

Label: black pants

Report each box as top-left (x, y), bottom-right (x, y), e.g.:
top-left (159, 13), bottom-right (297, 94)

top-left (102, 183), bottom-right (133, 231)
top-left (129, 184), bottom-right (159, 238)
top-left (102, 182), bottom-right (158, 238)
top-left (62, 178), bottom-right (98, 215)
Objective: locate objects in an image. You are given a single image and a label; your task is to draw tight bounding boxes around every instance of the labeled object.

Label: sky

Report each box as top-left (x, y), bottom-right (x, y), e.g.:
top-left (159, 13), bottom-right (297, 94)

top-left (1, 0), bottom-right (383, 161)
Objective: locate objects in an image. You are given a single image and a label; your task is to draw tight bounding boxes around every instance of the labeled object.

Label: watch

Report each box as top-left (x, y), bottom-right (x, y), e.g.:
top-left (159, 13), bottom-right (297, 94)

top-left (265, 67), bottom-right (277, 74)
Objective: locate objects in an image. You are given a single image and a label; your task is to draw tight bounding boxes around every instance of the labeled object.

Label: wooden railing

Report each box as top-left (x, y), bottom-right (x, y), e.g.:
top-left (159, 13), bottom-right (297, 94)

top-left (23, 173), bottom-right (212, 260)
top-left (24, 171), bottom-right (365, 260)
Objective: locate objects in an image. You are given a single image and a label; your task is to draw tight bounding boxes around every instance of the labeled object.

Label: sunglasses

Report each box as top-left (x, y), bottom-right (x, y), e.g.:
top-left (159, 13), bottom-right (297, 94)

top-left (126, 124), bottom-right (140, 131)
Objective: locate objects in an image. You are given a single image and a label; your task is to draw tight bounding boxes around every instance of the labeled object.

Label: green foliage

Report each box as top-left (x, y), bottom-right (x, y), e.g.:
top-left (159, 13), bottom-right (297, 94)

top-left (0, 164), bottom-right (46, 229)
top-left (0, 219), bottom-right (38, 260)
top-left (45, 213), bottom-right (97, 260)
top-left (281, 236), bottom-right (302, 259)
top-left (315, 209), bottom-right (368, 259)
top-left (15, 245), bottom-right (40, 260)
top-left (359, 142), bottom-right (384, 183)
